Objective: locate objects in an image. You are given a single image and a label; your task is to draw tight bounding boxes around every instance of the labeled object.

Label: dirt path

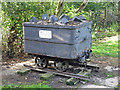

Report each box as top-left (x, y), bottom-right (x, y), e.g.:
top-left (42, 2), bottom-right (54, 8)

top-left (101, 35), bottom-right (120, 42)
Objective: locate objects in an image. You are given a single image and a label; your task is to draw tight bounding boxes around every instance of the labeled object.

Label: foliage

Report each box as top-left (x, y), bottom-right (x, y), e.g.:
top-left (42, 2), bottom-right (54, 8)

top-left (63, 2), bottom-right (118, 39)
top-left (92, 40), bottom-right (119, 58)
top-left (92, 22), bottom-right (118, 40)
top-left (1, 2), bottom-right (58, 59)
top-left (2, 82), bottom-right (51, 89)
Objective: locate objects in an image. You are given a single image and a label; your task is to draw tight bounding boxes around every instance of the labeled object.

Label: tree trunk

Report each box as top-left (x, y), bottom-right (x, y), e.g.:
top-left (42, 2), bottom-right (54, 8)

top-left (7, 18), bottom-right (17, 58)
top-left (118, 1), bottom-right (120, 22)
top-left (75, 1), bottom-right (88, 13)
top-left (105, 7), bottom-right (108, 25)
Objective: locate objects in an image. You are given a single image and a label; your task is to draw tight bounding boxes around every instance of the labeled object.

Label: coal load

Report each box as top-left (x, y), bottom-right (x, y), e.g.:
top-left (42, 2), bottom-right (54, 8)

top-left (30, 14), bottom-right (87, 26)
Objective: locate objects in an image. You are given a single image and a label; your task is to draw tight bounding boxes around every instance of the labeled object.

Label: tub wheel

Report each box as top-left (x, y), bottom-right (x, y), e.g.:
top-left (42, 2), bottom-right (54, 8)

top-left (54, 60), bottom-right (69, 72)
top-left (35, 56), bottom-right (48, 68)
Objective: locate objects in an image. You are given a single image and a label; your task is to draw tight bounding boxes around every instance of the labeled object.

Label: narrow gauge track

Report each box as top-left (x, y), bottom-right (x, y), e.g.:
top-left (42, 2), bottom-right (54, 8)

top-left (23, 64), bottom-right (91, 81)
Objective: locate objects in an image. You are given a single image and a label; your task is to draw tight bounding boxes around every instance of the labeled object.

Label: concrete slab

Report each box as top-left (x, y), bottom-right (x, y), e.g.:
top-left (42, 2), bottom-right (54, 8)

top-left (81, 84), bottom-right (110, 88)
top-left (92, 76), bottom-right (119, 88)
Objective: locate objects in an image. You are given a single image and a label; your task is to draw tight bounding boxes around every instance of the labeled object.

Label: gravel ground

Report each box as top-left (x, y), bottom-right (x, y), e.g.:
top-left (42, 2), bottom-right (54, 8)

top-left (2, 55), bottom-right (119, 88)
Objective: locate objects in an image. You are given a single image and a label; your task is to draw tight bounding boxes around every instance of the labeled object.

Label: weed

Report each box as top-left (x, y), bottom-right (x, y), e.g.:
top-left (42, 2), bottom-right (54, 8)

top-left (107, 74), bottom-right (113, 78)
top-left (2, 82), bottom-right (51, 89)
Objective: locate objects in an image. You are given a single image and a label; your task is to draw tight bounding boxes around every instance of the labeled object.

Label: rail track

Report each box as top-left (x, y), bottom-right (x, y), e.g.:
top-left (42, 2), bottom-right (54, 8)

top-left (24, 64), bottom-right (99, 81)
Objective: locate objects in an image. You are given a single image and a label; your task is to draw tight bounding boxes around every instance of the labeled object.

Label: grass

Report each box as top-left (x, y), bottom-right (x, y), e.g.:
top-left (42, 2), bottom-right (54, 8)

top-left (91, 22), bottom-right (119, 58)
top-left (92, 40), bottom-right (119, 58)
top-left (1, 82), bottom-right (51, 89)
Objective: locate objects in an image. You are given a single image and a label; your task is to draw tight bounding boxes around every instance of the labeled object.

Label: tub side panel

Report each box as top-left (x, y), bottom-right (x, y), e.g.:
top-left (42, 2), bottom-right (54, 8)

top-left (24, 27), bottom-right (75, 44)
top-left (24, 40), bottom-right (77, 59)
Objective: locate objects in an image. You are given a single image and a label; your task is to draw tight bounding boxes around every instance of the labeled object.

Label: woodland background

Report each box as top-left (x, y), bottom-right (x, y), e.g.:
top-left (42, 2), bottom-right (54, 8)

top-left (1, 2), bottom-right (119, 61)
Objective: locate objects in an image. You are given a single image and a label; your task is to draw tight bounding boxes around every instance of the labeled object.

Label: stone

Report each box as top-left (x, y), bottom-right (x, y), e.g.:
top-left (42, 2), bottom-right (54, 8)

top-left (57, 17), bottom-right (69, 24)
top-left (65, 15), bottom-right (71, 20)
top-left (104, 66), bottom-right (113, 72)
top-left (59, 14), bottom-right (71, 21)
top-left (49, 15), bottom-right (58, 22)
top-left (81, 84), bottom-right (109, 88)
top-left (30, 17), bottom-right (38, 23)
top-left (42, 14), bottom-right (48, 20)
top-left (79, 15), bottom-right (86, 20)
top-left (40, 73), bottom-right (55, 80)
top-left (72, 16), bottom-right (82, 22)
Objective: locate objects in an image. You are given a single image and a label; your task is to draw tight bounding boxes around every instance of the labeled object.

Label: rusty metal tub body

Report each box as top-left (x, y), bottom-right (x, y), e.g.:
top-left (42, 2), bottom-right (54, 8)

top-left (23, 21), bottom-right (92, 60)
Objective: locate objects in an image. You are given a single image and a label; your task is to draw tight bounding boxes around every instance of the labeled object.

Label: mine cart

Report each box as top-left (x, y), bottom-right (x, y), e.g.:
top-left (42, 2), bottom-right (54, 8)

top-left (23, 15), bottom-right (92, 72)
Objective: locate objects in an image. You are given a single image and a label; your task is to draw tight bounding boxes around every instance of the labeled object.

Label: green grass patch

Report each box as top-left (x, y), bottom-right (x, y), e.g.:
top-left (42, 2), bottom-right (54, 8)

top-left (92, 40), bottom-right (119, 58)
top-left (1, 81), bottom-right (51, 89)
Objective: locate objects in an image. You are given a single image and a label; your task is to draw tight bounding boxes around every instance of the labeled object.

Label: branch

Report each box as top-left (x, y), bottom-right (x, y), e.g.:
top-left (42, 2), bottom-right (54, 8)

top-left (75, 1), bottom-right (88, 13)
top-left (56, 0), bottom-right (64, 16)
